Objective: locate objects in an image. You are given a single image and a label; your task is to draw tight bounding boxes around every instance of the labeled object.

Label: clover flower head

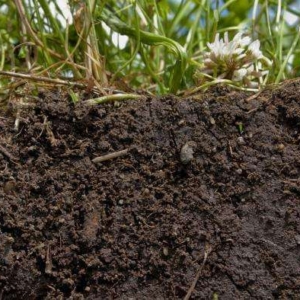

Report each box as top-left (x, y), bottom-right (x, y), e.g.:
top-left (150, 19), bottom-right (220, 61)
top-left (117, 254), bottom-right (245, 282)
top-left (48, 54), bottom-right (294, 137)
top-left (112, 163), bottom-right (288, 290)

top-left (199, 31), bottom-right (271, 88)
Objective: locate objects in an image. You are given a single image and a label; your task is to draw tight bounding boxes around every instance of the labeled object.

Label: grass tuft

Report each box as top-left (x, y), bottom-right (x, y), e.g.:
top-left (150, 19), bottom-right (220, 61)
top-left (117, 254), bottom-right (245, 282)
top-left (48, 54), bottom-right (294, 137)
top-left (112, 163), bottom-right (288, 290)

top-left (0, 0), bottom-right (299, 99)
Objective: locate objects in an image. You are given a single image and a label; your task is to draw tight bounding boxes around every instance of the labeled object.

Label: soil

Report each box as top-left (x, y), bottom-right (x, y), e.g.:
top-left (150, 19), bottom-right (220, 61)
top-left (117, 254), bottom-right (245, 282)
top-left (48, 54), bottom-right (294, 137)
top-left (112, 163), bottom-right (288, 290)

top-left (1, 81), bottom-right (300, 299)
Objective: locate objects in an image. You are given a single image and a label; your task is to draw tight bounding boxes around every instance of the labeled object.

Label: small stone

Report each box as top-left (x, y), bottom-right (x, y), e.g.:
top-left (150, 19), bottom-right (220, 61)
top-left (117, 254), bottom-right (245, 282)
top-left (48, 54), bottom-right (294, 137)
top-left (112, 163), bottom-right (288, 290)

top-left (58, 218), bottom-right (65, 224)
top-left (3, 180), bottom-right (16, 195)
top-left (63, 278), bottom-right (74, 287)
top-left (6, 236), bottom-right (15, 243)
top-left (180, 141), bottom-right (196, 164)
top-left (28, 145), bottom-right (37, 152)
top-left (237, 137), bottom-right (245, 145)
top-left (236, 168), bottom-right (243, 175)
top-left (118, 199), bottom-right (124, 205)
top-left (163, 247), bottom-right (169, 256)
top-left (178, 119), bottom-right (185, 126)
top-left (277, 143), bottom-right (285, 151)
top-left (143, 188), bottom-right (150, 196)
top-left (209, 117), bottom-right (216, 125)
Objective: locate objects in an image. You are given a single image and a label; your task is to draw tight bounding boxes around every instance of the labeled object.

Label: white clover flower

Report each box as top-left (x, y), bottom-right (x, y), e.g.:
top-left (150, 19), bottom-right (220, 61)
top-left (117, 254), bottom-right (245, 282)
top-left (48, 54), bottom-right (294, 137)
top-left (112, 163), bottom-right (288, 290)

top-left (247, 40), bottom-right (262, 59)
top-left (199, 31), bottom-right (271, 89)
top-left (233, 32), bottom-right (251, 47)
top-left (233, 68), bottom-right (248, 81)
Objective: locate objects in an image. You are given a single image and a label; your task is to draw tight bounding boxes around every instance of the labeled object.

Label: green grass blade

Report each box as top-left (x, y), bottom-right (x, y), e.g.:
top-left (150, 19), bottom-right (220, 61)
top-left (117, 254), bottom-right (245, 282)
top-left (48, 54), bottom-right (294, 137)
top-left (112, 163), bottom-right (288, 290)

top-left (99, 7), bottom-right (187, 93)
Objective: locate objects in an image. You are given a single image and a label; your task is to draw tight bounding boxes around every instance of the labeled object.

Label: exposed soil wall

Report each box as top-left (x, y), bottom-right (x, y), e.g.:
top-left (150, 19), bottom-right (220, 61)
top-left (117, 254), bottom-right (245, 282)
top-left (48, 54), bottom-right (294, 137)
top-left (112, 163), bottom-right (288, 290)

top-left (1, 82), bottom-right (300, 299)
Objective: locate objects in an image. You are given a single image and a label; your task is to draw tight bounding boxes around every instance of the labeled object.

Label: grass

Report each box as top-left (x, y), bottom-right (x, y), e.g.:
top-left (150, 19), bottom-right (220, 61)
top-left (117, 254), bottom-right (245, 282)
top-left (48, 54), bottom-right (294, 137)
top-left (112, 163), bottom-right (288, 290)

top-left (0, 0), bottom-right (300, 99)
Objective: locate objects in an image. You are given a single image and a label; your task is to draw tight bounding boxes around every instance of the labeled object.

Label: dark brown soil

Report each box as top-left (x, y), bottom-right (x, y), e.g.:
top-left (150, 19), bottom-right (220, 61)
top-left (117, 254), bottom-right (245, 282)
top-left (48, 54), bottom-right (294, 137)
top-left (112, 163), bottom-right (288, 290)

top-left (1, 82), bottom-right (300, 299)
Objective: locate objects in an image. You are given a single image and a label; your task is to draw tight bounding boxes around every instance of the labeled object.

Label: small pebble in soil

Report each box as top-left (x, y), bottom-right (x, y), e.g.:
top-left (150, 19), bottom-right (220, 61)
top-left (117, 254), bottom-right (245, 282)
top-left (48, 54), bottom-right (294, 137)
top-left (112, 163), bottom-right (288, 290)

top-left (180, 141), bottom-right (196, 164)
top-left (277, 143), bottom-right (285, 152)
top-left (163, 247), bottom-right (169, 256)
top-left (63, 278), bottom-right (74, 287)
top-left (178, 119), bottom-right (185, 126)
top-left (236, 168), bottom-right (243, 175)
top-left (3, 181), bottom-right (16, 195)
top-left (237, 137), bottom-right (245, 145)
top-left (143, 188), bottom-right (150, 196)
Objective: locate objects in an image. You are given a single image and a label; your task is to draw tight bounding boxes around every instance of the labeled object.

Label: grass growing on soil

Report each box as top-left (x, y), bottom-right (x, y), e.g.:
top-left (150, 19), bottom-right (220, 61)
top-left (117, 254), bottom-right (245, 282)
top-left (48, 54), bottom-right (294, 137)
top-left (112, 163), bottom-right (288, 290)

top-left (2, 1), bottom-right (300, 299)
top-left (0, 0), bottom-right (300, 99)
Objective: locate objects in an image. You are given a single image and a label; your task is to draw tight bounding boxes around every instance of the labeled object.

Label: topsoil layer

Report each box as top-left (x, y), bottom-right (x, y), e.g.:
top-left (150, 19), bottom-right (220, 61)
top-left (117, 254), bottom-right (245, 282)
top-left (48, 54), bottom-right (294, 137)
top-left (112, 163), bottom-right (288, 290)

top-left (1, 82), bottom-right (300, 299)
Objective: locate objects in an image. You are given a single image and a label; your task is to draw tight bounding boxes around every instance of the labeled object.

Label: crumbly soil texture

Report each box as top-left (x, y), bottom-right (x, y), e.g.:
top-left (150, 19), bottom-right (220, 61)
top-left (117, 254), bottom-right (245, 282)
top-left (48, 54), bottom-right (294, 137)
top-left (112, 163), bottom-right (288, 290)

top-left (1, 82), bottom-right (300, 299)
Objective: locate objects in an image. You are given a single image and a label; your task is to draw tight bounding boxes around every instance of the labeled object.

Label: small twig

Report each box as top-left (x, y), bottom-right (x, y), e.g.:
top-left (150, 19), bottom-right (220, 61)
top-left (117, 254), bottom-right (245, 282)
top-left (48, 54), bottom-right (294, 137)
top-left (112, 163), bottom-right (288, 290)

top-left (246, 107), bottom-right (260, 114)
top-left (0, 144), bottom-right (18, 162)
top-left (14, 109), bottom-right (20, 132)
top-left (0, 70), bottom-right (85, 87)
top-left (0, 71), bottom-right (125, 94)
top-left (184, 245), bottom-right (212, 300)
top-left (85, 93), bottom-right (143, 105)
top-left (245, 90), bottom-right (263, 102)
top-left (282, 179), bottom-right (299, 183)
top-left (228, 141), bottom-right (233, 157)
top-left (45, 244), bottom-right (53, 275)
top-left (92, 148), bottom-right (129, 163)
top-left (183, 79), bottom-right (258, 96)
